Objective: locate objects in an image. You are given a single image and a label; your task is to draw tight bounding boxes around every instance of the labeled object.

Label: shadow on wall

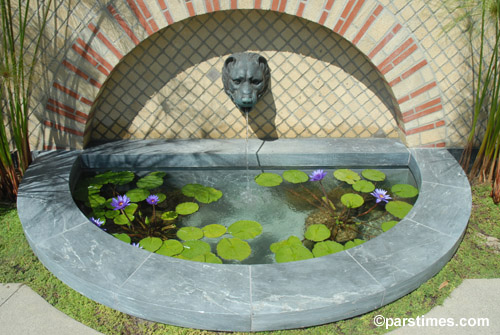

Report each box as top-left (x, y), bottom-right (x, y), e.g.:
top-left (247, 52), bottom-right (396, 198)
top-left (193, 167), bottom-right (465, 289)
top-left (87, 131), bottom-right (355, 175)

top-left (85, 10), bottom-right (400, 148)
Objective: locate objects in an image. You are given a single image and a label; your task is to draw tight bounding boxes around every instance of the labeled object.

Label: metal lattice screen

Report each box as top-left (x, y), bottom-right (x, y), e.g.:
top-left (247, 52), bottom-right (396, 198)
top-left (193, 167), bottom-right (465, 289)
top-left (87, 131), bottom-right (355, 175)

top-left (87, 10), bottom-right (399, 144)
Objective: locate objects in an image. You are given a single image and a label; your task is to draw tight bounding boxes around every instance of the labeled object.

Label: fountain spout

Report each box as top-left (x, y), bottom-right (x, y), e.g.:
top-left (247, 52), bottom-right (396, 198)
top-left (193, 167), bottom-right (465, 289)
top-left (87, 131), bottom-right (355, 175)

top-left (222, 52), bottom-right (270, 113)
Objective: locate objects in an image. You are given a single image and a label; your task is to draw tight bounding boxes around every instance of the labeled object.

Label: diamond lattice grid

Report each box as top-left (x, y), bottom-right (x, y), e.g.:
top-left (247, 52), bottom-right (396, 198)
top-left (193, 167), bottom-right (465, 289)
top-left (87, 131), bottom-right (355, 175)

top-left (88, 10), bottom-right (399, 144)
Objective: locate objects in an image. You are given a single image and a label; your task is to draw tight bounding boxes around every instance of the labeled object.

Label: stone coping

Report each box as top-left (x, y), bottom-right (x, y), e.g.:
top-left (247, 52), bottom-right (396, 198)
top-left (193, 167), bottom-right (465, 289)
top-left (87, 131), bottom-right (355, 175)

top-left (17, 139), bottom-right (471, 331)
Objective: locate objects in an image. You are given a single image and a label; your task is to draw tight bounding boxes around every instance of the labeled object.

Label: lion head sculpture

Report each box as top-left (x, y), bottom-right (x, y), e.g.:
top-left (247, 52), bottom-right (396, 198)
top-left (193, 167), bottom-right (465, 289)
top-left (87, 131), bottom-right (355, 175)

top-left (222, 52), bottom-right (270, 113)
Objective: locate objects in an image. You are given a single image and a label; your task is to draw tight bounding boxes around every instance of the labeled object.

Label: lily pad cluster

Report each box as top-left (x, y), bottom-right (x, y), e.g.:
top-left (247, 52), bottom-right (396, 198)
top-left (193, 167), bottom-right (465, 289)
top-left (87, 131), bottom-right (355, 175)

top-left (271, 231), bottom-right (367, 263)
top-left (131, 220), bottom-right (262, 263)
top-left (255, 168), bottom-right (419, 262)
top-left (73, 170), bottom-right (230, 262)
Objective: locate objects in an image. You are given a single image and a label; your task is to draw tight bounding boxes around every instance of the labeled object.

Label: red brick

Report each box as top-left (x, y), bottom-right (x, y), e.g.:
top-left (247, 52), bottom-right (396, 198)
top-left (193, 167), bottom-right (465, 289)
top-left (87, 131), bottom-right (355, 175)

top-left (353, 4), bottom-right (383, 45)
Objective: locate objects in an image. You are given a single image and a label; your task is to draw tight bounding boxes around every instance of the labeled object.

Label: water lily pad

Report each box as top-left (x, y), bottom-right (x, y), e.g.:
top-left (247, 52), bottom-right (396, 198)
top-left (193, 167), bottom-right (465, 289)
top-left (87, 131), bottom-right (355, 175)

top-left (216, 238), bottom-right (251, 261)
top-left (352, 180), bottom-right (375, 193)
top-left (344, 239), bottom-right (366, 250)
top-left (201, 252), bottom-right (223, 264)
top-left (175, 202), bottom-right (199, 215)
top-left (126, 188), bottom-right (150, 202)
top-left (275, 244), bottom-right (313, 263)
top-left (155, 239), bottom-right (184, 256)
top-left (181, 240), bottom-right (211, 259)
top-left (156, 193), bottom-right (167, 204)
top-left (255, 172), bottom-right (283, 187)
top-left (282, 170), bottom-right (309, 184)
top-left (113, 233), bottom-right (131, 243)
top-left (386, 201), bottom-right (413, 219)
top-left (341, 193), bottom-right (364, 208)
top-left (90, 211), bottom-right (106, 223)
top-left (304, 224), bottom-right (331, 242)
top-left (333, 169), bottom-right (360, 184)
top-left (228, 220), bottom-right (262, 240)
top-left (123, 203), bottom-right (138, 216)
top-left (149, 171), bottom-right (167, 178)
top-left (139, 237), bottom-right (163, 252)
top-left (195, 187), bottom-right (223, 204)
top-left (391, 184), bottom-right (419, 198)
top-left (88, 194), bottom-right (106, 208)
top-left (312, 240), bottom-right (344, 257)
top-left (73, 179), bottom-right (101, 202)
top-left (202, 224), bottom-right (227, 238)
top-left (114, 214), bottom-right (133, 225)
top-left (137, 174), bottom-right (164, 189)
top-left (182, 184), bottom-right (223, 204)
top-left (189, 252), bottom-right (223, 264)
top-left (93, 171), bottom-right (135, 186)
top-left (161, 211), bottom-right (178, 220)
top-left (181, 184), bottom-right (205, 197)
top-left (177, 226), bottom-right (204, 240)
top-left (381, 220), bottom-right (399, 232)
top-left (104, 210), bottom-right (119, 219)
top-left (270, 236), bottom-right (303, 253)
top-left (362, 169), bottom-right (386, 182)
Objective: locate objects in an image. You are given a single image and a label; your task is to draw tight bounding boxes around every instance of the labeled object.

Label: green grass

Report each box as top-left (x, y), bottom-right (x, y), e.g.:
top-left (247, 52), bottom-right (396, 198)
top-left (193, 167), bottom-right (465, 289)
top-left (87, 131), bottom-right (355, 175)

top-left (1, 182), bottom-right (499, 334)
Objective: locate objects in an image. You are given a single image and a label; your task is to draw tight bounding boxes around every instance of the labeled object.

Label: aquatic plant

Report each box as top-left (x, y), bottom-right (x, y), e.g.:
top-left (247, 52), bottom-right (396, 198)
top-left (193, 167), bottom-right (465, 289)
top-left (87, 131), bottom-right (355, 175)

top-left (371, 188), bottom-right (392, 204)
top-left (74, 170), bottom-right (263, 264)
top-left (255, 168), bottom-right (418, 263)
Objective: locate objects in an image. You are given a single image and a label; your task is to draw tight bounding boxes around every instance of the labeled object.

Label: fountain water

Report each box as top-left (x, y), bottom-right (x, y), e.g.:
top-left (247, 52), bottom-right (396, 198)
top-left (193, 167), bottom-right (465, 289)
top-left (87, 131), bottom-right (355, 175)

top-left (222, 52), bottom-right (271, 198)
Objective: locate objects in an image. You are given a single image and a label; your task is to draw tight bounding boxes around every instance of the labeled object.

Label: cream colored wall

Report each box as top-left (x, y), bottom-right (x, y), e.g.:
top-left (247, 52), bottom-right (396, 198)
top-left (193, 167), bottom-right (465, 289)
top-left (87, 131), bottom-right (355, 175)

top-left (87, 11), bottom-right (400, 144)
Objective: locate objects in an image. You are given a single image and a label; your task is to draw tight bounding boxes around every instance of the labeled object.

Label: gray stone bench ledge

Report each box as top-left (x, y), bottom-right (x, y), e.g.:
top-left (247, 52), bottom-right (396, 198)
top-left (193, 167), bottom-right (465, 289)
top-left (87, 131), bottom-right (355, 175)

top-left (17, 138), bottom-right (471, 331)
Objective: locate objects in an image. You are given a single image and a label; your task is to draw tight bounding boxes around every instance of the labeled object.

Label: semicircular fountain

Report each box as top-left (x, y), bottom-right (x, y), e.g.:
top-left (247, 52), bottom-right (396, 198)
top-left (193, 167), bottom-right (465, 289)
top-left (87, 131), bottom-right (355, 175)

top-left (18, 50), bottom-right (471, 331)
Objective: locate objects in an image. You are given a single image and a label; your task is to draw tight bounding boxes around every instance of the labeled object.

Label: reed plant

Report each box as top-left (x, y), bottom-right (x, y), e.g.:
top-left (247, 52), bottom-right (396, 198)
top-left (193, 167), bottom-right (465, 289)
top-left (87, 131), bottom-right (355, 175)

top-left (459, 0), bottom-right (500, 202)
top-left (0, 0), bottom-right (51, 201)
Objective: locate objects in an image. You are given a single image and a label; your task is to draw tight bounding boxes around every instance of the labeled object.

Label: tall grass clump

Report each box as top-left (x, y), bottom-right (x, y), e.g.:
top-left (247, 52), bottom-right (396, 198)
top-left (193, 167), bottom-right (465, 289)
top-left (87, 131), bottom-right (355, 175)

top-left (0, 0), bottom-right (51, 201)
top-left (459, 0), bottom-right (500, 202)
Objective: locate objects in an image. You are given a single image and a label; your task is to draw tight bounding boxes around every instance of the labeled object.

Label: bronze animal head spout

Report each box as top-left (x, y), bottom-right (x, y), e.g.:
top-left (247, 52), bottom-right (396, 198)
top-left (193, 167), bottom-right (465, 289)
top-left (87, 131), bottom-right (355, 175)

top-left (222, 52), bottom-right (270, 113)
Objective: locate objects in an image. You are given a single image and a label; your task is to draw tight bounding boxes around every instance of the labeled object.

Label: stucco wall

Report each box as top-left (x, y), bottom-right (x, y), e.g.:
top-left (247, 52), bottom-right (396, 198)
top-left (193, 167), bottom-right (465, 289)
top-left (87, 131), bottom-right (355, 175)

top-left (19, 0), bottom-right (472, 149)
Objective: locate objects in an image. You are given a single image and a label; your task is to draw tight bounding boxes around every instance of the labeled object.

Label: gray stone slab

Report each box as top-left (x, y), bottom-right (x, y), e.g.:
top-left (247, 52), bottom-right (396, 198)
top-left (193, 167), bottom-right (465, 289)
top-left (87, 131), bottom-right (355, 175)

top-left (82, 139), bottom-right (262, 168)
top-left (410, 148), bottom-right (469, 188)
top-left (258, 138), bottom-right (411, 167)
top-left (17, 196), bottom-right (89, 243)
top-left (407, 182), bottom-right (471, 238)
top-left (117, 258), bottom-right (252, 331)
top-left (250, 253), bottom-right (385, 331)
top-left (347, 219), bottom-right (459, 305)
top-left (32, 223), bottom-right (151, 308)
top-left (81, 138), bottom-right (411, 169)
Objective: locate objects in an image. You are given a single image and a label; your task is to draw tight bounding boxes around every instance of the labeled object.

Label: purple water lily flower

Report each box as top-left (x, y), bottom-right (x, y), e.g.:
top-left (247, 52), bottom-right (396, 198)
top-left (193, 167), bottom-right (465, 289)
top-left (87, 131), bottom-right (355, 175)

top-left (90, 217), bottom-right (104, 227)
top-left (146, 194), bottom-right (159, 205)
top-left (371, 188), bottom-right (392, 203)
top-left (309, 169), bottom-right (327, 182)
top-left (131, 242), bottom-right (143, 249)
top-left (111, 195), bottom-right (130, 210)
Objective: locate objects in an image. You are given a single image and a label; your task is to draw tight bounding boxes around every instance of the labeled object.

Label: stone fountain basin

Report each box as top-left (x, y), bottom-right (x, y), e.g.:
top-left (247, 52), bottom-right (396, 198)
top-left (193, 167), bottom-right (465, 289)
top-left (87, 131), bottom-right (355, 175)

top-left (17, 138), bottom-right (471, 332)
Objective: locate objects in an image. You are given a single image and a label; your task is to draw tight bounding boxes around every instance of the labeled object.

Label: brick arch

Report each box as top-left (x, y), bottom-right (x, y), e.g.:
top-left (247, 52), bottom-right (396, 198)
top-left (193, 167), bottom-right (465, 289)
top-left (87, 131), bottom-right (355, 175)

top-left (43, 0), bottom-right (445, 149)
